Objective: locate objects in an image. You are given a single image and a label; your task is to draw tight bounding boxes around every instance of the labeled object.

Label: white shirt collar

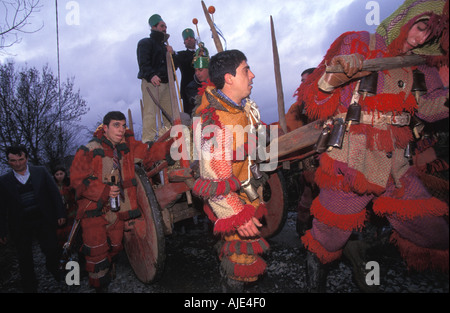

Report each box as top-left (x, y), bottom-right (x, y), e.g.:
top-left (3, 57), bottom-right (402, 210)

top-left (14, 165), bottom-right (30, 185)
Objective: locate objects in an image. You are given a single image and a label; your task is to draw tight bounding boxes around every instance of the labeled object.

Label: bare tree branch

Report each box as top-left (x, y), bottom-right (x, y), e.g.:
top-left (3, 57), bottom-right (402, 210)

top-left (0, 0), bottom-right (43, 52)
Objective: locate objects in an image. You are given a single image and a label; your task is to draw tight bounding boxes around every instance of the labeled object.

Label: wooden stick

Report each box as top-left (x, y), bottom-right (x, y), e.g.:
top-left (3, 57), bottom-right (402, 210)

top-left (127, 108), bottom-right (134, 132)
top-left (271, 120), bottom-right (322, 159)
top-left (166, 51), bottom-right (181, 122)
top-left (326, 54), bottom-right (426, 73)
top-left (201, 1), bottom-right (223, 53)
top-left (270, 16), bottom-right (287, 135)
top-left (146, 86), bottom-right (173, 125)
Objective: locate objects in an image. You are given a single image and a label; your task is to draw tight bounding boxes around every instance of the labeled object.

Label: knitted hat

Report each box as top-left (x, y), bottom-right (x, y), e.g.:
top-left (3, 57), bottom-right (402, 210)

top-left (148, 14), bottom-right (163, 27)
top-left (193, 42), bottom-right (210, 69)
top-left (376, 0), bottom-right (448, 65)
top-left (182, 28), bottom-right (195, 40)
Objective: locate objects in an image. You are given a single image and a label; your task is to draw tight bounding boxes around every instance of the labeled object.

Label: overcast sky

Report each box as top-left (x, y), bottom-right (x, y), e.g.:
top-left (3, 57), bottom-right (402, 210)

top-left (1, 0), bottom-right (405, 136)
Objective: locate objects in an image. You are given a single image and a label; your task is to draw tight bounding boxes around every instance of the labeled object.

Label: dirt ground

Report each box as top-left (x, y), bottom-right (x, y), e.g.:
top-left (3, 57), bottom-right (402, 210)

top-left (1, 211), bottom-right (448, 296)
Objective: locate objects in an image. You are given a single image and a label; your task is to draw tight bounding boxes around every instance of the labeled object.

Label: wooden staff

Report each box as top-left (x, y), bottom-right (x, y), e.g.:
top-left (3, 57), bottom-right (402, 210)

top-left (166, 51), bottom-right (181, 123)
top-left (201, 1), bottom-right (224, 53)
top-left (326, 54), bottom-right (426, 73)
top-left (271, 120), bottom-right (322, 160)
top-left (270, 16), bottom-right (287, 135)
top-left (127, 108), bottom-right (134, 132)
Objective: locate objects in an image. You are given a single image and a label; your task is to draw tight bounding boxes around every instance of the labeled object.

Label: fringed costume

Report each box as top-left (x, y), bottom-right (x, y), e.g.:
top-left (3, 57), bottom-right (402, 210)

top-left (193, 86), bottom-right (269, 283)
top-left (70, 125), bottom-right (168, 288)
top-left (297, 0), bottom-right (449, 273)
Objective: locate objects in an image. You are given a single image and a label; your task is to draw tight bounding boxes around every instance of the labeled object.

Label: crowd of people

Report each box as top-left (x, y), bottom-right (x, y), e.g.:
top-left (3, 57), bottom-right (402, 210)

top-left (0, 0), bottom-right (448, 293)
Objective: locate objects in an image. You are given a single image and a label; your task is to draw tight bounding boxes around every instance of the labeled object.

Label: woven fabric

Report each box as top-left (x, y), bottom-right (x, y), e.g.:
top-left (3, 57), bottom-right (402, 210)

top-left (377, 0), bottom-right (448, 59)
top-left (193, 86), bottom-right (269, 282)
top-left (193, 86), bottom-right (263, 227)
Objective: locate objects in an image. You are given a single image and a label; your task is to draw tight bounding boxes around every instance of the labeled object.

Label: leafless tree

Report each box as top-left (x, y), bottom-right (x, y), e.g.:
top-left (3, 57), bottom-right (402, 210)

top-left (0, 0), bottom-right (43, 52)
top-left (0, 60), bottom-right (89, 169)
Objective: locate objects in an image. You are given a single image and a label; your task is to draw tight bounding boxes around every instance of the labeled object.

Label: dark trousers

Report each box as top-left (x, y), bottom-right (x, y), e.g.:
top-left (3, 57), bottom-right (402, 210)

top-left (12, 220), bottom-right (59, 292)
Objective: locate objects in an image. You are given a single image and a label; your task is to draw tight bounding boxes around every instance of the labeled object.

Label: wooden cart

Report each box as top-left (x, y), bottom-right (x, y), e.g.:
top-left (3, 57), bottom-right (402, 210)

top-left (123, 118), bottom-right (291, 284)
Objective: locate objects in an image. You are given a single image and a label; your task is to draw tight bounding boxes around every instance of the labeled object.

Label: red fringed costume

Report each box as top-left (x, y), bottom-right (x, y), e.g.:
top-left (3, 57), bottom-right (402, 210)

top-left (297, 0), bottom-right (449, 272)
top-left (192, 86), bottom-right (269, 283)
top-left (70, 125), bottom-right (169, 288)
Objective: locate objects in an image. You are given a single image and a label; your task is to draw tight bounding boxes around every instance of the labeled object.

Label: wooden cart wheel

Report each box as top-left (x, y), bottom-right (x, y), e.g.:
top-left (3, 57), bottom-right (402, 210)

top-left (260, 170), bottom-right (288, 238)
top-left (123, 165), bottom-right (166, 283)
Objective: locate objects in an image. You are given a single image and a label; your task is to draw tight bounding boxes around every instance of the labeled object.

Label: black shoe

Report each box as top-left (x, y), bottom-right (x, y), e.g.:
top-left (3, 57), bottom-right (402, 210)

top-left (305, 251), bottom-right (329, 293)
top-left (220, 268), bottom-right (244, 293)
top-left (343, 240), bottom-right (379, 293)
top-left (221, 277), bottom-right (244, 293)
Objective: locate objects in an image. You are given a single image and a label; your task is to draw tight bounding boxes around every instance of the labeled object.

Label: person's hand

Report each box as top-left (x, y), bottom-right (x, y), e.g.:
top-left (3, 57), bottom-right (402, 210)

top-left (151, 75), bottom-right (161, 87)
top-left (319, 53), bottom-right (371, 92)
top-left (58, 218), bottom-right (66, 226)
top-left (237, 217), bottom-right (262, 238)
top-left (109, 185), bottom-right (120, 198)
top-left (166, 44), bottom-right (174, 54)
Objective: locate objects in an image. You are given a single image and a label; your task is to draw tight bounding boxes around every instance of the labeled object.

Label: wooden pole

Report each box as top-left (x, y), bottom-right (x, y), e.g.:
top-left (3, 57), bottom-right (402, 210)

top-left (270, 16), bottom-right (287, 135)
top-left (127, 108), bottom-right (134, 132)
top-left (166, 51), bottom-right (181, 123)
top-left (201, 1), bottom-right (223, 53)
top-left (326, 55), bottom-right (426, 73)
top-left (270, 16), bottom-right (290, 169)
top-left (271, 120), bottom-right (322, 160)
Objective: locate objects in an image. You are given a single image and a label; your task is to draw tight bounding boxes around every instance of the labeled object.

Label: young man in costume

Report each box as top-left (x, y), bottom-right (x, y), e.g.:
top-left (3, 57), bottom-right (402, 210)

top-left (70, 111), bottom-right (172, 291)
top-left (137, 14), bottom-right (174, 142)
top-left (296, 0), bottom-right (449, 292)
top-left (173, 28), bottom-right (197, 115)
top-left (192, 50), bottom-right (269, 292)
top-left (184, 42), bottom-right (211, 115)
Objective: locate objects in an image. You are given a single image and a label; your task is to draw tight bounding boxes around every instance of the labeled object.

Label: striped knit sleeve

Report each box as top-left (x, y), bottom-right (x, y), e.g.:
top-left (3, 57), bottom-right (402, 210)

top-left (193, 108), bottom-right (256, 234)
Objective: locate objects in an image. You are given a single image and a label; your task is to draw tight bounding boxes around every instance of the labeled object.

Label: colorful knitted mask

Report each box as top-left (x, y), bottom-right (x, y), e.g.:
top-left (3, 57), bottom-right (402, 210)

top-left (376, 0), bottom-right (448, 64)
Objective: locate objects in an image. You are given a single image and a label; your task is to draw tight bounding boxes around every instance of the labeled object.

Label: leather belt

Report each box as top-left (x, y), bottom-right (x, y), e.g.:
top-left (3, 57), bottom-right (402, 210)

top-left (336, 111), bottom-right (411, 126)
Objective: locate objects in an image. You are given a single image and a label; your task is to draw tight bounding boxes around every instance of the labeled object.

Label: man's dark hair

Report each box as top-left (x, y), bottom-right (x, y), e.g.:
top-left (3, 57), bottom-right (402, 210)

top-left (103, 111), bottom-right (126, 126)
top-left (301, 67), bottom-right (316, 76)
top-left (209, 49), bottom-right (247, 89)
top-left (5, 145), bottom-right (29, 160)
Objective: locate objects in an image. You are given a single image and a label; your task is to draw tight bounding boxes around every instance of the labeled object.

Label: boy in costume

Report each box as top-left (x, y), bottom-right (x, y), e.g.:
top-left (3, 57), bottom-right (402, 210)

top-left (192, 50), bottom-right (269, 292)
top-left (70, 111), bottom-right (172, 291)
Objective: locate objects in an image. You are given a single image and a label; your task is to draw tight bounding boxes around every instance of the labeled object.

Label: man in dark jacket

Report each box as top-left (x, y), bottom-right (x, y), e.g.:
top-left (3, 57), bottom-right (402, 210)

top-left (137, 14), bottom-right (174, 143)
top-left (0, 145), bottom-right (66, 292)
top-left (173, 28), bottom-right (196, 115)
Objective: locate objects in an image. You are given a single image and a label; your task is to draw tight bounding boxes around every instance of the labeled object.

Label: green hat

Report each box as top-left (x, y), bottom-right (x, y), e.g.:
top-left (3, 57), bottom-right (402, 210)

top-left (182, 28), bottom-right (195, 40)
top-left (192, 42), bottom-right (210, 69)
top-left (148, 14), bottom-right (163, 27)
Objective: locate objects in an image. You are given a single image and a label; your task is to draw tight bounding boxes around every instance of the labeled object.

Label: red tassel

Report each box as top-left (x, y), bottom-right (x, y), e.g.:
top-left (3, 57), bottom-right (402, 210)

top-left (301, 230), bottom-right (342, 264)
top-left (255, 202), bottom-right (268, 220)
top-left (213, 204), bottom-right (256, 234)
top-left (390, 231), bottom-right (449, 273)
top-left (220, 238), bottom-right (270, 257)
top-left (232, 256), bottom-right (267, 279)
top-left (203, 202), bottom-right (218, 222)
top-left (373, 196), bottom-right (449, 220)
top-left (310, 198), bottom-right (367, 231)
top-left (315, 154), bottom-right (385, 195)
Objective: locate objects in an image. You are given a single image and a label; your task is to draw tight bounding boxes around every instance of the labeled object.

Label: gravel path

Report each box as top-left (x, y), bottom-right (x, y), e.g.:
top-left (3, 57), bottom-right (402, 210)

top-left (1, 212), bottom-right (448, 294)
